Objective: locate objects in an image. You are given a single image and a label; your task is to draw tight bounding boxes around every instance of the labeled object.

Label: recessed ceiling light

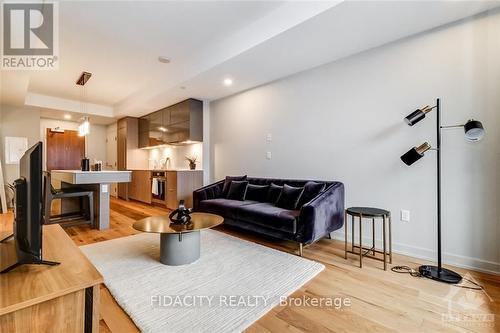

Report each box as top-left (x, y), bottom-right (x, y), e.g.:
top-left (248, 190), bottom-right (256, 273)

top-left (223, 78), bottom-right (233, 86)
top-left (158, 56), bottom-right (170, 64)
top-left (158, 126), bottom-right (168, 132)
top-left (64, 114), bottom-right (71, 120)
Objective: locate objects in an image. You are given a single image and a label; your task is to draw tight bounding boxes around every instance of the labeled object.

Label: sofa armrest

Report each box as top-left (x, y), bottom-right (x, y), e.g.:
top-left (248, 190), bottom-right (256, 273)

top-left (297, 182), bottom-right (345, 244)
top-left (192, 180), bottom-right (225, 211)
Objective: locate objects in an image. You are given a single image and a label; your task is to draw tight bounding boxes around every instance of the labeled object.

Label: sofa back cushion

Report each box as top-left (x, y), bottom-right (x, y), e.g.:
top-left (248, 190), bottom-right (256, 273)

top-left (245, 184), bottom-right (269, 202)
top-left (226, 181), bottom-right (248, 201)
top-left (298, 181), bottom-right (326, 207)
top-left (222, 175), bottom-right (247, 197)
top-left (276, 184), bottom-right (304, 210)
top-left (266, 183), bottom-right (282, 204)
top-left (247, 177), bottom-right (334, 189)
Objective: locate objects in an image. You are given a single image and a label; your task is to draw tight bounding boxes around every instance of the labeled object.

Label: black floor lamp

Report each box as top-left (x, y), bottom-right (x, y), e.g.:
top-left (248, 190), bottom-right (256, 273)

top-left (400, 98), bottom-right (485, 284)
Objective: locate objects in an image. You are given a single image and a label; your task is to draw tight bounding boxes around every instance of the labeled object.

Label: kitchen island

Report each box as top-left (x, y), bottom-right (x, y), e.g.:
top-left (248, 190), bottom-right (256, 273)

top-left (51, 170), bottom-right (132, 230)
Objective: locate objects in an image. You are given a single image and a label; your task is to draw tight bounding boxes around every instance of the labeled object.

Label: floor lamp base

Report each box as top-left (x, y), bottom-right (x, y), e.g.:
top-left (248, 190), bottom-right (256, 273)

top-left (419, 265), bottom-right (462, 284)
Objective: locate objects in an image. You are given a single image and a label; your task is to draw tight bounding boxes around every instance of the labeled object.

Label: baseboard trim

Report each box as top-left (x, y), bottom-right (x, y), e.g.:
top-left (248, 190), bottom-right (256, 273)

top-left (331, 231), bottom-right (500, 276)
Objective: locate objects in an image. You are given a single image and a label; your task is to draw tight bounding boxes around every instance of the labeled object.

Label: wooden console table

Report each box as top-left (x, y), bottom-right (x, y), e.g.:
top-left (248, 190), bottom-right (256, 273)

top-left (0, 224), bottom-right (103, 332)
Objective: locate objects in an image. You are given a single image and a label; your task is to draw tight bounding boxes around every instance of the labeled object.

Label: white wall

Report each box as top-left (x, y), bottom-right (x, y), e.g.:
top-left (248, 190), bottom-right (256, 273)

top-left (0, 105), bottom-right (40, 184)
top-left (106, 123), bottom-right (118, 170)
top-left (209, 11), bottom-right (500, 274)
top-left (40, 118), bottom-right (107, 170)
top-left (106, 123), bottom-right (118, 197)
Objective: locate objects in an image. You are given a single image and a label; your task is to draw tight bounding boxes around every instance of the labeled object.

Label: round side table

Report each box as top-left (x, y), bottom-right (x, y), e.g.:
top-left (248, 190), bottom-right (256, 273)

top-left (344, 207), bottom-right (392, 270)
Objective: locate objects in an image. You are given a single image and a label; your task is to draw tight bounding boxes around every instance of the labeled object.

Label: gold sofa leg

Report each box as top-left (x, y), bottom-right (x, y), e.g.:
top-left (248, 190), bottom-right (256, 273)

top-left (298, 243), bottom-right (303, 257)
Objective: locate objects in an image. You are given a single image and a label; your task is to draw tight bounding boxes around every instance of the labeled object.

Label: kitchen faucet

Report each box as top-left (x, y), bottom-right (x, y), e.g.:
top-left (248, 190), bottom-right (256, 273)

top-left (159, 157), bottom-right (170, 170)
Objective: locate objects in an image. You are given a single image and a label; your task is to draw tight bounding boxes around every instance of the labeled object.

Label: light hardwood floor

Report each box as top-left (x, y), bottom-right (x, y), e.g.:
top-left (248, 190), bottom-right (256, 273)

top-left (1, 197), bottom-right (499, 332)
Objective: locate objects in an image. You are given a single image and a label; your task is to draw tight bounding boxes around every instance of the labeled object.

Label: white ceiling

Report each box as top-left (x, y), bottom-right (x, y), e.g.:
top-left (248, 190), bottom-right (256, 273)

top-left (1, 1), bottom-right (499, 122)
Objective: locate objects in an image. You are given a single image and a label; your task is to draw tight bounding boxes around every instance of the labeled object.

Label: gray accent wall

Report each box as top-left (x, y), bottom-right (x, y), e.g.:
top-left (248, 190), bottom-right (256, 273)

top-left (209, 11), bottom-right (500, 273)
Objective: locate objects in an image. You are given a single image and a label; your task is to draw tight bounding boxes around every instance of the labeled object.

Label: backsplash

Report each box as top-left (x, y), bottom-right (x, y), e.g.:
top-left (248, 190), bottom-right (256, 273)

top-left (148, 142), bottom-right (203, 170)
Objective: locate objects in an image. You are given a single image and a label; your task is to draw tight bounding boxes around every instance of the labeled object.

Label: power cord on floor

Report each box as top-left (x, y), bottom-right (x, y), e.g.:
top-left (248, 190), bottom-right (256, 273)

top-left (390, 266), bottom-right (484, 291)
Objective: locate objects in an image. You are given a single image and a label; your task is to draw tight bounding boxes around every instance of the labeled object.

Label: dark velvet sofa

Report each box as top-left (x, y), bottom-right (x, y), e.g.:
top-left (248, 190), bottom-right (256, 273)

top-left (193, 177), bottom-right (344, 255)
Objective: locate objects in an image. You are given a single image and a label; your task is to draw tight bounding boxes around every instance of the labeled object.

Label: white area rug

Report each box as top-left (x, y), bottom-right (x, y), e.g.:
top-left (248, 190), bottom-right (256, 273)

top-left (81, 230), bottom-right (324, 333)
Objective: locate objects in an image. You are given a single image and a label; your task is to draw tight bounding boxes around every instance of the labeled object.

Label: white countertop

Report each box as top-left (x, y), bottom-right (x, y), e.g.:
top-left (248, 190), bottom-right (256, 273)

top-left (129, 169), bottom-right (203, 172)
top-left (51, 170), bottom-right (131, 184)
top-left (52, 170), bottom-right (132, 174)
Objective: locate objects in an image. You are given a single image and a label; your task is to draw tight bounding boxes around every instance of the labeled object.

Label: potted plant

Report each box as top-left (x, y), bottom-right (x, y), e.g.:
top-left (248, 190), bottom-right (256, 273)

top-left (186, 155), bottom-right (197, 170)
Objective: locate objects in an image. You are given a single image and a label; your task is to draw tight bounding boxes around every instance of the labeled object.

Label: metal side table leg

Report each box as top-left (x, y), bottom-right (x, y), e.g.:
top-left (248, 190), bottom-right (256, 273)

top-left (344, 210), bottom-right (348, 259)
top-left (389, 213), bottom-right (393, 264)
top-left (383, 215), bottom-right (387, 271)
top-left (372, 218), bottom-right (375, 255)
top-left (359, 213), bottom-right (363, 268)
top-left (351, 214), bottom-right (355, 253)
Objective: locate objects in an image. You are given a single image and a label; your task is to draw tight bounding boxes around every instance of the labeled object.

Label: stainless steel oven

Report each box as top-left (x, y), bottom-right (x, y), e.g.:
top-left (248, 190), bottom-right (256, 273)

top-left (151, 171), bottom-right (166, 202)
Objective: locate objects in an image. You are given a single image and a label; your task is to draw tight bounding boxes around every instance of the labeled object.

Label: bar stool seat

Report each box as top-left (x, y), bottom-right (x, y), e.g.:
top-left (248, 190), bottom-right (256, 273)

top-left (344, 207), bottom-right (392, 270)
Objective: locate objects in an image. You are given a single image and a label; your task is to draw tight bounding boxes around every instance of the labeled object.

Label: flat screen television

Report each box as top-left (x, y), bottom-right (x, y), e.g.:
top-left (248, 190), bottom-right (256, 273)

top-left (0, 142), bottom-right (58, 273)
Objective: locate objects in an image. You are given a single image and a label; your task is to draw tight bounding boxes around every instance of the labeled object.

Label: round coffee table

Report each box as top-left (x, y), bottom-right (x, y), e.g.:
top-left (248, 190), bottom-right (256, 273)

top-left (132, 212), bottom-right (223, 266)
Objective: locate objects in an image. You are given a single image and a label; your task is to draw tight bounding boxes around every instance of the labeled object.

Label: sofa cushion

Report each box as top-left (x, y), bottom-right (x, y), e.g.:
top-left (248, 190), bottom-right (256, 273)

top-left (238, 202), bottom-right (299, 234)
top-left (276, 184), bottom-right (304, 210)
top-left (298, 181), bottom-right (326, 207)
top-left (226, 181), bottom-right (248, 201)
top-left (205, 185), bottom-right (222, 200)
top-left (222, 175), bottom-right (247, 197)
top-left (266, 183), bottom-right (282, 204)
top-left (198, 198), bottom-right (257, 219)
top-left (245, 184), bottom-right (269, 202)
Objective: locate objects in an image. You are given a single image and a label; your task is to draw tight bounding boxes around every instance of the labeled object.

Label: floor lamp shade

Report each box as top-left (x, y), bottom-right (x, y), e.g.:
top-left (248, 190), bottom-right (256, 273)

top-left (464, 120), bottom-right (485, 142)
top-left (404, 105), bottom-right (433, 126)
top-left (401, 142), bottom-right (431, 166)
top-left (404, 109), bottom-right (426, 126)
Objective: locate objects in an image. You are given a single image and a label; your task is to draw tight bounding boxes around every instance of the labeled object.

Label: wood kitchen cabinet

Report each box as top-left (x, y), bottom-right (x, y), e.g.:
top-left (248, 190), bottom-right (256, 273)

top-left (128, 170), bottom-right (152, 204)
top-left (165, 170), bottom-right (203, 210)
top-left (126, 169), bottom-right (203, 209)
top-left (117, 117), bottom-right (146, 200)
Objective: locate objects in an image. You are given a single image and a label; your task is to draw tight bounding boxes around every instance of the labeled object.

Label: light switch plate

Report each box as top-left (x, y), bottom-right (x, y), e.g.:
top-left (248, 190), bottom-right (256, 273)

top-left (401, 209), bottom-right (410, 222)
top-left (266, 151), bottom-right (272, 160)
top-left (266, 133), bottom-right (272, 142)
top-left (102, 184), bottom-right (109, 193)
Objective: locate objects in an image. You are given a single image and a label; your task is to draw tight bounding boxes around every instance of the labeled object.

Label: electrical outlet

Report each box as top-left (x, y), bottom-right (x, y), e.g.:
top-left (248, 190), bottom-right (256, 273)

top-left (401, 209), bottom-right (410, 222)
top-left (266, 151), bottom-right (272, 160)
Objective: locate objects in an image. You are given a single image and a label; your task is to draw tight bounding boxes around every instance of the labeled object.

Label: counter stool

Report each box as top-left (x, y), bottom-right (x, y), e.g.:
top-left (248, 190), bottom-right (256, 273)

top-left (43, 172), bottom-right (94, 227)
top-left (344, 207), bottom-right (392, 270)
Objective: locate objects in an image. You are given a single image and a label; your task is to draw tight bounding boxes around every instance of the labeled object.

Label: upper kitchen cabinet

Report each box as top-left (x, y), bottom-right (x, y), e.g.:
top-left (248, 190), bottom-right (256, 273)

top-left (139, 109), bottom-right (167, 147)
top-left (139, 98), bottom-right (203, 148)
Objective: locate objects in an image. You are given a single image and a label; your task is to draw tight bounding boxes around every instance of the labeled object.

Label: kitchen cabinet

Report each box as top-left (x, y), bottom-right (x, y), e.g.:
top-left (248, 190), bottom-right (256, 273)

top-left (138, 98), bottom-right (203, 148)
top-left (128, 170), bottom-right (152, 204)
top-left (117, 117), bottom-right (147, 199)
top-left (117, 120), bottom-right (128, 199)
top-left (165, 170), bottom-right (203, 210)
top-left (125, 170), bottom-right (203, 209)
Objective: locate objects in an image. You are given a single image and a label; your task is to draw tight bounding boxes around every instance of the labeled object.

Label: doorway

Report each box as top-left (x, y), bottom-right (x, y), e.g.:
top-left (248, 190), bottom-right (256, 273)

top-left (46, 128), bottom-right (85, 171)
